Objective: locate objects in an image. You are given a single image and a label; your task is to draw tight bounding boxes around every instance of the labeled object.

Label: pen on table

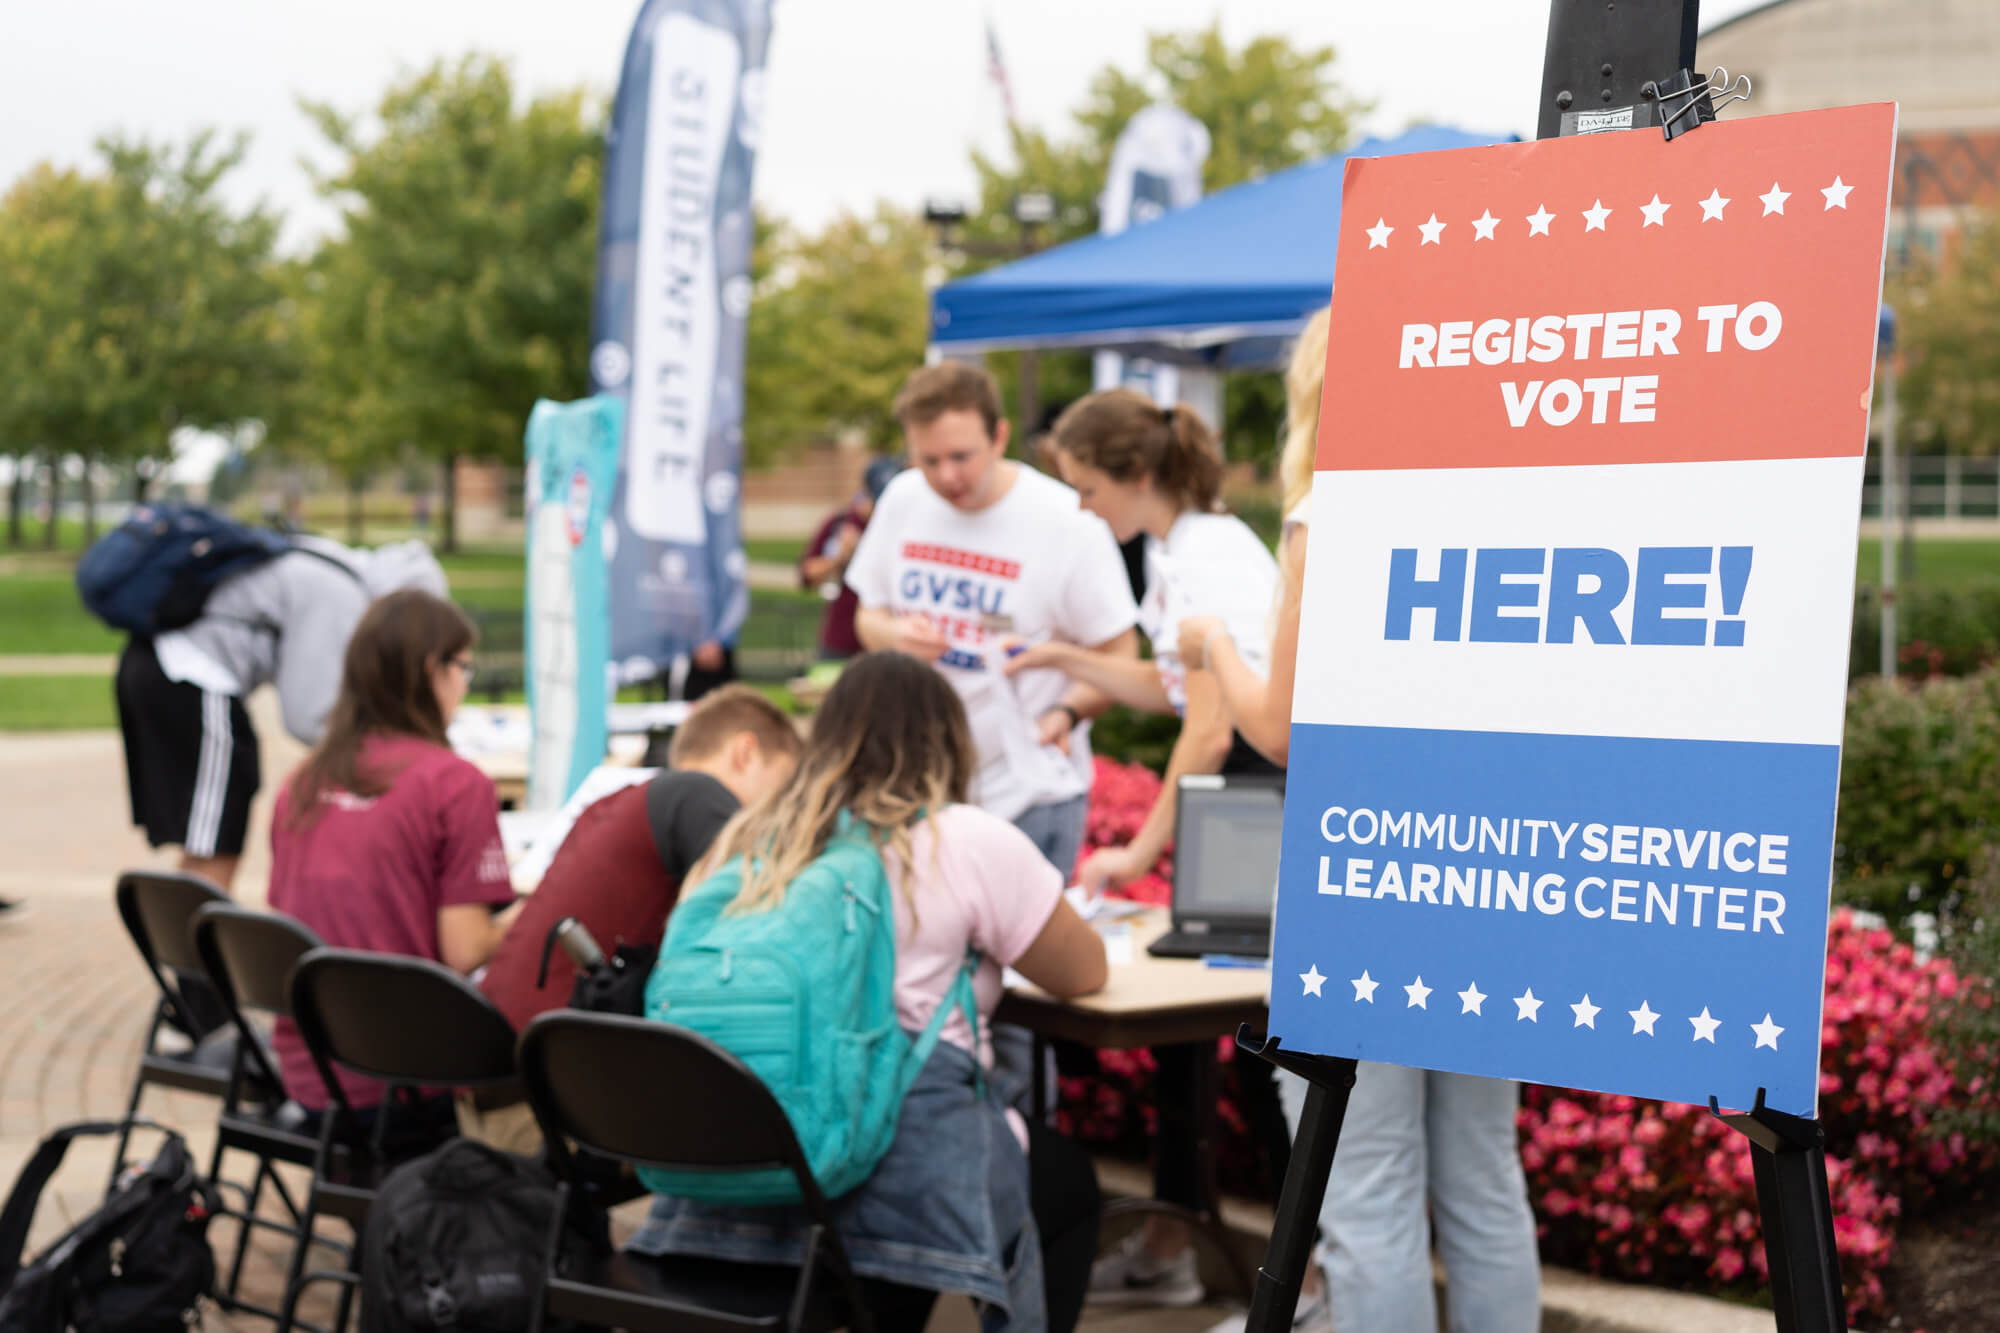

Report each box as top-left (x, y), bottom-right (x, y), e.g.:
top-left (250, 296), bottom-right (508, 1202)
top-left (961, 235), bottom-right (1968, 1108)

top-left (1202, 954), bottom-right (1270, 970)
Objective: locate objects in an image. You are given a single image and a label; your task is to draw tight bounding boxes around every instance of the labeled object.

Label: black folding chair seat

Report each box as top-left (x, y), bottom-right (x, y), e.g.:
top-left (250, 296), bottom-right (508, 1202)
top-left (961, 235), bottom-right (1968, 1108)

top-left (113, 871), bottom-right (239, 1179)
top-left (517, 1011), bottom-right (872, 1333)
top-left (189, 903), bottom-right (341, 1323)
top-left (280, 948), bottom-right (522, 1333)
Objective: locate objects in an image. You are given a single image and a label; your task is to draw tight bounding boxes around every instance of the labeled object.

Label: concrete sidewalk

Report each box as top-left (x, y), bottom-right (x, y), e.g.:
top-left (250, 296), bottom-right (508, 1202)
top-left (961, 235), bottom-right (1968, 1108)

top-left (0, 711), bottom-right (1773, 1331)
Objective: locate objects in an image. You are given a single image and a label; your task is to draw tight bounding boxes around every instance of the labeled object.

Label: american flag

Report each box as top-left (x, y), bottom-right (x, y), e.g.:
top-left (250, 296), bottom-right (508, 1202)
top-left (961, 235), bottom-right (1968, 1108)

top-left (985, 16), bottom-right (1020, 131)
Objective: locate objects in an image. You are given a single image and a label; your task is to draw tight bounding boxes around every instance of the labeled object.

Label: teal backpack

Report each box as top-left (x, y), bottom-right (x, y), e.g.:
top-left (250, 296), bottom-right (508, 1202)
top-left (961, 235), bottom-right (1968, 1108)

top-left (640, 822), bottom-right (978, 1205)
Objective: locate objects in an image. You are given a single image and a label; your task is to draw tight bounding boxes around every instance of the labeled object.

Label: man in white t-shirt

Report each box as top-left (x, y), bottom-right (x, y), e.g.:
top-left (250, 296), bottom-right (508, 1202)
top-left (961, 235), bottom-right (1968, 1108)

top-left (847, 363), bottom-right (1139, 876)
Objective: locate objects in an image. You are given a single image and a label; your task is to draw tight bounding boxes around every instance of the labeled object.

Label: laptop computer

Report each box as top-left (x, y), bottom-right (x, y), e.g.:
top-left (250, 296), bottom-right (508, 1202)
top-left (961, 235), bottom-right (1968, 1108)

top-left (1146, 773), bottom-right (1287, 960)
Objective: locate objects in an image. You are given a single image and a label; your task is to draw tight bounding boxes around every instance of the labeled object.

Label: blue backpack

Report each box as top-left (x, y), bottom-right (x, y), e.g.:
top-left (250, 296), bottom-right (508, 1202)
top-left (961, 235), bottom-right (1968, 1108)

top-left (75, 503), bottom-right (294, 633)
top-left (641, 824), bottom-right (977, 1205)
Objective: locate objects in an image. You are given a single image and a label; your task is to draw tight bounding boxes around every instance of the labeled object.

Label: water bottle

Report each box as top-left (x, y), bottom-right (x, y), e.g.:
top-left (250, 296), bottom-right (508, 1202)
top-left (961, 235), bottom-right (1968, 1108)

top-left (552, 915), bottom-right (606, 973)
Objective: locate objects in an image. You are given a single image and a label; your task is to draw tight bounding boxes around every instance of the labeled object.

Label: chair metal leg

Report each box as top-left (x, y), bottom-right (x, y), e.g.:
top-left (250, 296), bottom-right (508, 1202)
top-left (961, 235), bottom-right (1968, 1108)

top-left (220, 1155), bottom-right (269, 1303)
top-left (333, 1256), bottom-right (360, 1333)
top-left (274, 1186), bottom-right (321, 1333)
top-left (107, 1007), bottom-right (163, 1193)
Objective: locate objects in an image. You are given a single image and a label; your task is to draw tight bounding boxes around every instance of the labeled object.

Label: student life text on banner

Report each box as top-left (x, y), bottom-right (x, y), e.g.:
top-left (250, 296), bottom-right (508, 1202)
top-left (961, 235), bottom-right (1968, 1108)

top-left (524, 397), bottom-right (621, 812)
top-left (588, 0), bottom-right (769, 682)
top-left (1269, 104), bottom-right (1899, 1116)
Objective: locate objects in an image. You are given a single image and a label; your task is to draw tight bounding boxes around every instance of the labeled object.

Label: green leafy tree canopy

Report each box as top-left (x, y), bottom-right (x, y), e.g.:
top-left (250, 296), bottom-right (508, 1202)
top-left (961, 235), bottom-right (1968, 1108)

top-left (297, 55), bottom-right (602, 546)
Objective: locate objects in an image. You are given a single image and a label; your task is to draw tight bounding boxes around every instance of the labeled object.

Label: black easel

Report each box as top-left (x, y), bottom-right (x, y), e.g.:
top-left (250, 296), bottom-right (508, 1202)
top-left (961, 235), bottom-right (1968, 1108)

top-left (1234, 1030), bottom-right (1355, 1331)
top-left (1243, 3), bottom-right (1847, 1329)
top-left (1710, 1089), bottom-right (1847, 1332)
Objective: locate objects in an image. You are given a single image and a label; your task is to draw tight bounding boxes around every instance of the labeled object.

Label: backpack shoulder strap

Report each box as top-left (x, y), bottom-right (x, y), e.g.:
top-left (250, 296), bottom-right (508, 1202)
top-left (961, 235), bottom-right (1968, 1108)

top-left (905, 950), bottom-right (986, 1097)
top-left (0, 1120), bottom-right (147, 1289)
top-left (284, 542), bottom-right (365, 587)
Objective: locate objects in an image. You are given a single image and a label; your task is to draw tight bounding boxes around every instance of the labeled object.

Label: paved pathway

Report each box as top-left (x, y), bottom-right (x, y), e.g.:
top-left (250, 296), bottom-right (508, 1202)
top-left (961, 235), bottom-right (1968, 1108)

top-left (0, 704), bottom-right (1769, 1332)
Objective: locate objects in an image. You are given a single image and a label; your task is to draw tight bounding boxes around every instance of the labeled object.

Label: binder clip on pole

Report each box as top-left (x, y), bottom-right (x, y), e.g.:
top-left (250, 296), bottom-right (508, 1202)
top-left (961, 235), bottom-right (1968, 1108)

top-left (1648, 66), bottom-right (1755, 141)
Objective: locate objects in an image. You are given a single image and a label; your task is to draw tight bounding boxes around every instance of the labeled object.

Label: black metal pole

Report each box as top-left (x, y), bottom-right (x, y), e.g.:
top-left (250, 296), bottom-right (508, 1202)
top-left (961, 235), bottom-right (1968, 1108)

top-left (1710, 1091), bottom-right (1848, 1333)
top-left (1536, 0), bottom-right (1700, 139)
top-left (1237, 1029), bottom-right (1357, 1333)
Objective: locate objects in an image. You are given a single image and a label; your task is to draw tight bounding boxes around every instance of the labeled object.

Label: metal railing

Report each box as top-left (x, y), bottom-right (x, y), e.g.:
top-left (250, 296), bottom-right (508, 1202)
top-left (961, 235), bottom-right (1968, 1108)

top-left (1861, 455), bottom-right (2000, 521)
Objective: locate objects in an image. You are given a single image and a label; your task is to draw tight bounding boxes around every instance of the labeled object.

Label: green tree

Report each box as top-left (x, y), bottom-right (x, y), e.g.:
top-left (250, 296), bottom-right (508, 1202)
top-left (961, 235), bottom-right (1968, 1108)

top-left (960, 24), bottom-right (1366, 464)
top-left (0, 136), bottom-right (288, 545)
top-left (743, 205), bottom-right (933, 465)
top-left (299, 55), bottom-right (601, 550)
top-left (1893, 212), bottom-right (2000, 456)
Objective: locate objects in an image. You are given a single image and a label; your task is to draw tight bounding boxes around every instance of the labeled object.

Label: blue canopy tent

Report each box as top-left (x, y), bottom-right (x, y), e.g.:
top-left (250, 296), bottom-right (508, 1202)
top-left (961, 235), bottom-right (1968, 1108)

top-left (929, 126), bottom-right (1517, 370)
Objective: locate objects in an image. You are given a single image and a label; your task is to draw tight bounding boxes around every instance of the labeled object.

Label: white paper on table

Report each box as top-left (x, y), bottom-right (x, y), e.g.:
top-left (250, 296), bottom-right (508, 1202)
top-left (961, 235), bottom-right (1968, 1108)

top-left (507, 763), bottom-right (660, 889)
top-left (498, 809), bottom-right (560, 861)
top-left (1064, 886), bottom-right (1149, 923)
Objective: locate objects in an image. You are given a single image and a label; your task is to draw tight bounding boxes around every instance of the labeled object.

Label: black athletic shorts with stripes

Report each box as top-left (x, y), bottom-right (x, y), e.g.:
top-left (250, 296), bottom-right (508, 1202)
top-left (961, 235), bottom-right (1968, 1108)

top-left (116, 640), bottom-right (261, 858)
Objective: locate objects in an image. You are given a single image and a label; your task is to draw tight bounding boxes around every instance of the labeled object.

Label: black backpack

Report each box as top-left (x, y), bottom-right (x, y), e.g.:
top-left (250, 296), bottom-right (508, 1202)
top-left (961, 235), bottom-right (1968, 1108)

top-left (0, 1121), bottom-right (221, 1333)
top-left (360, 1139), bottom-right (595, 1333)
top-left (537, 916), bottom-right (654, 1018)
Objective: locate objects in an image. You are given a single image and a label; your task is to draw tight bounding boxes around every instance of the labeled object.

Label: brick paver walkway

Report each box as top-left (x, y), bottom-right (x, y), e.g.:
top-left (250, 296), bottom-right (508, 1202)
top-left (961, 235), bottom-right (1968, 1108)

top-left (0, 702), bottom-right (1765, 1333)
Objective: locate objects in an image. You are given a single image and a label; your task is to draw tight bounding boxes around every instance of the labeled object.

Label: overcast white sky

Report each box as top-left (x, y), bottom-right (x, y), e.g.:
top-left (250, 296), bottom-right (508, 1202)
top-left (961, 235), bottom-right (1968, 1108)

top-left (0, 0), bottom-right (1773, 253)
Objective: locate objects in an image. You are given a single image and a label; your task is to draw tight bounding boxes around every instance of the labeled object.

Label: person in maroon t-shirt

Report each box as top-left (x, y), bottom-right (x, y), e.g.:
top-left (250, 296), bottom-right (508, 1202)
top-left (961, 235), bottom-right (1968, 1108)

top-left (267, 590), bottom-right (520, 1141)
top-left (461, 686), bottom-right (802, 1151)
top-left (800, 457), bottom-right (905, 661)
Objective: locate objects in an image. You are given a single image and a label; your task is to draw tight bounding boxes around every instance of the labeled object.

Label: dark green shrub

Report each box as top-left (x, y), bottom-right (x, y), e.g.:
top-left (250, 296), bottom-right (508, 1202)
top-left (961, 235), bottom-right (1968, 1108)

top-left (1850, 581), bottom-right (2000, 682)
top-left (1087, 708), bottom-right (1181, 774)
top-left (1835, 669), bottom-right (2000, 925)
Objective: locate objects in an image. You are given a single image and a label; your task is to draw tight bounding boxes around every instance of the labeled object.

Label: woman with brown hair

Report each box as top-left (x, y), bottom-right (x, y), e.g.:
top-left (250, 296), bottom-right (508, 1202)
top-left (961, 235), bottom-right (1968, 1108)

top-left (265, 588), bottom-right (521, 1115)
top-left (630, 651), bottom-right (1109, 1333)
top-left (1007, 389), bottom-right (1281, 894)
top-left (1002, 389), bottom-right (1290, 1311)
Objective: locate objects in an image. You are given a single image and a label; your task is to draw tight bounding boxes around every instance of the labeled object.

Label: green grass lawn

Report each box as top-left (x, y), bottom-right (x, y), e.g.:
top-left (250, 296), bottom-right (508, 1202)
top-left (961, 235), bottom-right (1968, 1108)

top-left (744, 536), bottom-right (805, 566)
top-left (1855, 537), bottom-right (2000, 586)
top-left (0, 675), bottom-right (116, 730)
top-left (0, 576), bottom-right (121, 654)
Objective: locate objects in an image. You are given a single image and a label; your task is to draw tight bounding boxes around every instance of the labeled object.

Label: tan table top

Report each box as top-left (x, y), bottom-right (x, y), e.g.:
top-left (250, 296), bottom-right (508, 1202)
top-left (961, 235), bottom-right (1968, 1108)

top-left (997, 908), bottom-right (1271, 1049)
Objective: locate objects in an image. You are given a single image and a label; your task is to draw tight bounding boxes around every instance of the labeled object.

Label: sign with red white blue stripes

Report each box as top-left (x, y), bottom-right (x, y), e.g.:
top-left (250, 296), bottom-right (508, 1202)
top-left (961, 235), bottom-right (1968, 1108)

top-left (1271, 104), bottom-right (1899, 1115)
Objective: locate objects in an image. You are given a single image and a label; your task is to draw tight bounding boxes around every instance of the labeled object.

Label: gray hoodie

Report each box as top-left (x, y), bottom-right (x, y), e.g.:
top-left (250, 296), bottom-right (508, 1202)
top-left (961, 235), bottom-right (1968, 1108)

top-left (175, 548), bottom-right (372, 745)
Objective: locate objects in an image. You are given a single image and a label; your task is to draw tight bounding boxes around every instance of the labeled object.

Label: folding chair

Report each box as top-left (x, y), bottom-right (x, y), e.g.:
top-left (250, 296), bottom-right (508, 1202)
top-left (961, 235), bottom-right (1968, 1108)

top-left (517, 1010), bottom-right (870, 1333)
top-left (111, 870), bottom-right (262, 1186)
top-left (281, 948), bottom-right (521, 1333)
top-left (188, 902), bottom-right (334, 1320)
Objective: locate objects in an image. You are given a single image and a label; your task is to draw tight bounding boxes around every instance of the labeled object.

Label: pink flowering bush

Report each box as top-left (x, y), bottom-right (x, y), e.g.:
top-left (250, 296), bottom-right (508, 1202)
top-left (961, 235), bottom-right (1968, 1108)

top-left (1521, 910), bottom-right (1992, 1317)
top-left (1076, 756), bottom-right (1173, 904)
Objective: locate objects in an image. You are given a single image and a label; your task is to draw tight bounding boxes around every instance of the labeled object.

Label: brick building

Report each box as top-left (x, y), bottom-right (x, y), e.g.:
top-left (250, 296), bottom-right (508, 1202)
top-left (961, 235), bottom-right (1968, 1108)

top-left (1701, 0), bottom-right (2000, 261)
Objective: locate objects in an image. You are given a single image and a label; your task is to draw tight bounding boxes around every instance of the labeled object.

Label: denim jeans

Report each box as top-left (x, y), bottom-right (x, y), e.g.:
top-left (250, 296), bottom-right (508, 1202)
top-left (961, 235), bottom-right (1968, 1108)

top-left (1279, 1062), bottom-right (1540, 1333)
top-left (1010, 795), bottom-right (1088, 882)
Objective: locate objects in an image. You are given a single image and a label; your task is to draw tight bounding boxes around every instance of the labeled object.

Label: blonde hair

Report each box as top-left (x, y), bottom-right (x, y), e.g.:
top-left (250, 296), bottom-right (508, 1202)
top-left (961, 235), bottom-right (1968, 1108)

top-left (689, 653), bottom-right (975, 917)
top-left (1279, 306), bottom-right (1331, 518)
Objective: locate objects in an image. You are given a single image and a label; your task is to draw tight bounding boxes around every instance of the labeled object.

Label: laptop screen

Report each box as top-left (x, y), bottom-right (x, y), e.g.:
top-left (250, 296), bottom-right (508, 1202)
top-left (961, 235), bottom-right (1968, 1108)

top-left (1174, 779), bottom-right (1287, 921)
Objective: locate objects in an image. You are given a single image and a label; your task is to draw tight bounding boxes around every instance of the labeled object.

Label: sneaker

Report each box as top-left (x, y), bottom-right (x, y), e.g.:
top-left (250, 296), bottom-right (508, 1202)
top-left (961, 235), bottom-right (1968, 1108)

top-left (1086, 1230), bottom-right (1204, 1307)
top-left (1204, 1284), bottom-right (1333, 1333)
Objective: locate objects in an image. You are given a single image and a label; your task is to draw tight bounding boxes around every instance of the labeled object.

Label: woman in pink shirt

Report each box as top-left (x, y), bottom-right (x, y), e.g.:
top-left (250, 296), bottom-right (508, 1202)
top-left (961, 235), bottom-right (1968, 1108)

top-left (267, 589), bottom-right (520, 1120)
top-left (632, 652), bottom-right (1109, 1333)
